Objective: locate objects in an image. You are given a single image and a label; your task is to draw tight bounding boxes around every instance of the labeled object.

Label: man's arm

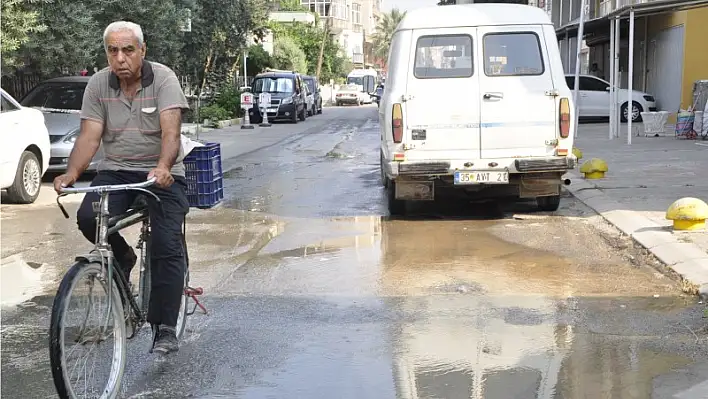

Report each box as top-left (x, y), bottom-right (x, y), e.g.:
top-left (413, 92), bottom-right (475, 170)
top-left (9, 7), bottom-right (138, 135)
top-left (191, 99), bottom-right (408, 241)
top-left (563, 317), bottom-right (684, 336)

top-left (156, 69), bottom-right (190, 171)
top-left (156, 108), bottom-right (181, 171)
top-left (66, 77), bottom-right (105, 180)
top-left (66, 119), bottom-right (103, 180)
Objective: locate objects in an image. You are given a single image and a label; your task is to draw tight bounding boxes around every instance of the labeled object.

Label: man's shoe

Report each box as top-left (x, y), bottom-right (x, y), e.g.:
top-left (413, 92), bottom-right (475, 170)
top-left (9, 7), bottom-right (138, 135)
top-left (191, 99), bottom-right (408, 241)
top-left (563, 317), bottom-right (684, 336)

top-left (152, 325), bottom-right (179, 355)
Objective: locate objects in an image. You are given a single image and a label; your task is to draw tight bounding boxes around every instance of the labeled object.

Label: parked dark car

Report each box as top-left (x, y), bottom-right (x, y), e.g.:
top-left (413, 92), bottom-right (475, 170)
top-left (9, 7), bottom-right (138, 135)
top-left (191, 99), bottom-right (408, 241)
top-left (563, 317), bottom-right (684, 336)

top-left (248, 70), bottom-right (307, 124)
top-left (302, 75), bottom-right (323, 116)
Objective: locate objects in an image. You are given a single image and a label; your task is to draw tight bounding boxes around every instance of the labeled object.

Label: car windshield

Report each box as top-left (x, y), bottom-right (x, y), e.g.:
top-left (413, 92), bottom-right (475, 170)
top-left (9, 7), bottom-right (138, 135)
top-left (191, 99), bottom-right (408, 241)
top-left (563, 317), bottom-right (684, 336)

top-left (253, 77), bottom-right (294, 93)
top-left (20, 82), bottom-right (86, 111)
top-left (304, 79), bottom-right (315, 93)
top-left (346, 76), bottom-right (363, 85)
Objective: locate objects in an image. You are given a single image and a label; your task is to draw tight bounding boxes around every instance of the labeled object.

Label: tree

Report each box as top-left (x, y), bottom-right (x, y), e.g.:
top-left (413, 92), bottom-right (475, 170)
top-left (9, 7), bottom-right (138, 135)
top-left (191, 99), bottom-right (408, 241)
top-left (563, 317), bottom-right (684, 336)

top-left (268, 20), bottom-right (348, 82)
top-left (181, 0), bottom-right (270, 94)
top-left (1, 0), bottom-right (47, 75)
top-left (273, 36), bottom-right (307, 73)
top-left (371, 8), bottom-right (406, 63)
top-left (246, 44), bottom-right (274, 75)
top-left (19, 0), bottom-right (100, 76)
top-left (277, 0), bottom-right (306, 11)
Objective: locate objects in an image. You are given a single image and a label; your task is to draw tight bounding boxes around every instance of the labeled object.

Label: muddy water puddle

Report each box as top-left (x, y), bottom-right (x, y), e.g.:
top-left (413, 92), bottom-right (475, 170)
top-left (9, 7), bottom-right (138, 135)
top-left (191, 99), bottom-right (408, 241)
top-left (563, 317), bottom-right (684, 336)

top-left (209, 213), bottom-right (702, 398)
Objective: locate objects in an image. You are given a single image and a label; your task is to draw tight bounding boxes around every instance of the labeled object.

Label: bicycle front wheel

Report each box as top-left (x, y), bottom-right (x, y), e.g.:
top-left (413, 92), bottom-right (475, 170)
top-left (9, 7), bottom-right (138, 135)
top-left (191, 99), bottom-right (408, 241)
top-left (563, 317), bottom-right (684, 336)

top-left (49, 261), bottom-right (127, 399)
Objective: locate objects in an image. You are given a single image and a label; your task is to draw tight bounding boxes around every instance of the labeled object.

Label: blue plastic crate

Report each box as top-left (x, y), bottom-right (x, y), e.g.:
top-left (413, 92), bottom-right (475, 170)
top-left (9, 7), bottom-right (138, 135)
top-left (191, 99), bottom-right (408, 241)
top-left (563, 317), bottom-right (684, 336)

top-left (184, 142), bottom-right (224, 209)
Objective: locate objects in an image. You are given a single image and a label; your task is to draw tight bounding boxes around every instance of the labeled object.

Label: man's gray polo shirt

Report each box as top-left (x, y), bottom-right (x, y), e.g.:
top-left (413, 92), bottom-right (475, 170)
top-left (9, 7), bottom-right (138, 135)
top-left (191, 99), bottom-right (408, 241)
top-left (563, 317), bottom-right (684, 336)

top-left (80, 61), bottom-right (189, 177)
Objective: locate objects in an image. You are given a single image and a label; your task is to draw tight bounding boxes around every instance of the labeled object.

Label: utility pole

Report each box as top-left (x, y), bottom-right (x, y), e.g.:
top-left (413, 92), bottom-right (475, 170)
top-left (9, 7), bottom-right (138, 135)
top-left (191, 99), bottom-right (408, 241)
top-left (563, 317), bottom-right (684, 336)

top-left (315, 6), bottom-right (331, 80)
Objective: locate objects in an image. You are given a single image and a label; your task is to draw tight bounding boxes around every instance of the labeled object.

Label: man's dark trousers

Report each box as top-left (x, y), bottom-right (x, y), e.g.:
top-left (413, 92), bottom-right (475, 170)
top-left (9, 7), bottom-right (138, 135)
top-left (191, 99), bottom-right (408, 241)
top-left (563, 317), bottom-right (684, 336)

top-left (76, 170), bottom-right (189, 327)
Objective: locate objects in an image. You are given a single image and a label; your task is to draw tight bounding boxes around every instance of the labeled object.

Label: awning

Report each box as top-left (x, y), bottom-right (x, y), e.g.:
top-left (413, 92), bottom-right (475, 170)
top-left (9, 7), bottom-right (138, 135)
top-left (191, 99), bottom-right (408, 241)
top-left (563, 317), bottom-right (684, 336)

top-left (556, 0), bottom-right (708, 40)
top-left (555, 16), bottom-right (609, 39)
top-left (606, 0), bottom-right (708, 18)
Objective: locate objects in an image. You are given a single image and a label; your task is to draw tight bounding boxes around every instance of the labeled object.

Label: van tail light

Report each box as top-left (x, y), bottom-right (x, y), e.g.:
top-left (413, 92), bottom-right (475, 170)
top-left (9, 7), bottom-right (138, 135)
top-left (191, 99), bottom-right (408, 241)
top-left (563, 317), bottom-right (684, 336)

top-left (559, 97), bottom-right (571, 138)
top-left (392, 103), bottom-right (403, 143)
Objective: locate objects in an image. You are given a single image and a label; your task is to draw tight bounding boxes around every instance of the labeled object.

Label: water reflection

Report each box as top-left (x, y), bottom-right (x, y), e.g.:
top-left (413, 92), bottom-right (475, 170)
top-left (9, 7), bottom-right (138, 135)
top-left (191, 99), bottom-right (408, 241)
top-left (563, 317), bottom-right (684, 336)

top-left (378, 219), bottom-right (694, 399)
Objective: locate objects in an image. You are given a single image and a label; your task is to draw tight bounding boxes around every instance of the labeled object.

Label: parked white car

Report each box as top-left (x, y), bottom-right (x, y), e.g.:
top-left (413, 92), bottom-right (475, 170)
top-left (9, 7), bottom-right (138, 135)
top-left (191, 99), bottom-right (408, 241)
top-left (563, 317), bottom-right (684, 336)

top-left (565, 74), bottom-right (657, 122)
top-left (0, 89), bottom-right (51, 204)
top-left (379, 3), bottom-right (577, 215)
top-left (336, 84), bottom-right (368, 106)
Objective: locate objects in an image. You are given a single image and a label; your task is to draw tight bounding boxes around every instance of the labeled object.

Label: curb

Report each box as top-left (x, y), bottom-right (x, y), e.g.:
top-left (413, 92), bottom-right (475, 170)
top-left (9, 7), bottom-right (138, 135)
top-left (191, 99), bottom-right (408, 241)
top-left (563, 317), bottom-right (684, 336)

top-left (564, 170), bottom-right (708, 297)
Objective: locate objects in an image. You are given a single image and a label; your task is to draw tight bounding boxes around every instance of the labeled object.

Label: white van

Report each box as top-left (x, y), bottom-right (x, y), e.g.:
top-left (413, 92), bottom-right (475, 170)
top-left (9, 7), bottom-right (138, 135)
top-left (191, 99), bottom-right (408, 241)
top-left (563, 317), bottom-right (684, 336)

top-left (347, 69), bottom-right (378, 103)
top-left (379, 3), bottom-right (576, 215)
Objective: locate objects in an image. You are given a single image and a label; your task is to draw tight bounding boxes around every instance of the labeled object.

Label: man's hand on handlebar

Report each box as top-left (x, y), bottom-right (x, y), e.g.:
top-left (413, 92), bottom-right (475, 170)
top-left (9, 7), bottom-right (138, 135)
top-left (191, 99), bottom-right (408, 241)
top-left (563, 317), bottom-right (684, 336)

top-left (148, 166), bottom-right (174, 188)
top-left (53, 173), bottom-right (77, 194)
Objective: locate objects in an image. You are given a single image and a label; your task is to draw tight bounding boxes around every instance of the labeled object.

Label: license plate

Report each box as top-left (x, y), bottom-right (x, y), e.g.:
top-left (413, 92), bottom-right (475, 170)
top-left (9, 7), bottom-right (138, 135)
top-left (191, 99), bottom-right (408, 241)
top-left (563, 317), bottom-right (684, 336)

top-left (454, 171), bottom-right (509, 185)
top-left (267, 108), bottom-right (277, 113)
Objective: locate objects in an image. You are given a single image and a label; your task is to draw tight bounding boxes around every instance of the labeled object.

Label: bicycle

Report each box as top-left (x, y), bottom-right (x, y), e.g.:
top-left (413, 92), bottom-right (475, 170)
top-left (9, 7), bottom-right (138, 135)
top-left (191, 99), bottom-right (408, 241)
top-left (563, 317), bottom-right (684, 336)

top-left (49, 177), bottom-right (207, 399)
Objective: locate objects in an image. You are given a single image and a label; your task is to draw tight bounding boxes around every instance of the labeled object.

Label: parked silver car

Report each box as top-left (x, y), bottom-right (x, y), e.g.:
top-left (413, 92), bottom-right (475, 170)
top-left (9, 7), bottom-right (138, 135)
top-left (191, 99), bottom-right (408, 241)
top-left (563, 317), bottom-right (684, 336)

top-left (20, 76), bottom-right (104, 172)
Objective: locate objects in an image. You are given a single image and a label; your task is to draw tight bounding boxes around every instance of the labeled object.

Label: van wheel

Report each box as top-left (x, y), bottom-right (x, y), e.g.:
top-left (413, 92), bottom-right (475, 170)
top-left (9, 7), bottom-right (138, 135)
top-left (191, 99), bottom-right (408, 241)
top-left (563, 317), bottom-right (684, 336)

top-left (317, 101), bottom-right (323, 114)
top-left (386, 181), bottom-right (405, 216)
top-left (380, 151), bottom-right (389, 188)
top-left (536, 194), bottom-right (561, 212)
top-left (7, 151), bottom-right (42, 204)
top-left (299, 106), bottom-right (307, 121)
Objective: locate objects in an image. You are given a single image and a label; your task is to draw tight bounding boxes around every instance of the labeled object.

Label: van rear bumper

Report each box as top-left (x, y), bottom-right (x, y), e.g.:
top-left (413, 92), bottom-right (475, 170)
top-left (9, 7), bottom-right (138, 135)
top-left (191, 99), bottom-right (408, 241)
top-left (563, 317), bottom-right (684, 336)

top-left (387, 156), bottom-right (576, 178)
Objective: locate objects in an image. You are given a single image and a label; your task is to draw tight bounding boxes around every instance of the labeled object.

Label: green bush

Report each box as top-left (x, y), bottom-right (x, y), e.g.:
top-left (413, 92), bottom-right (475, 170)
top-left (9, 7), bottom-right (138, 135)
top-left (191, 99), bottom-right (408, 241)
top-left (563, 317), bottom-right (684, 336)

top-left (198, 104), bottom-right (231, 126)
top-left (215, 85), bottom-right (242, 118)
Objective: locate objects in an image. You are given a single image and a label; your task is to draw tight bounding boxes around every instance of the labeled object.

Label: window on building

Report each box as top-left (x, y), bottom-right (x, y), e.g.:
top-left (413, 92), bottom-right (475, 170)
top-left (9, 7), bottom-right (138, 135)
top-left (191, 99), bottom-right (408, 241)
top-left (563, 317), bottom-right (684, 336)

top-left (414, 34), bottom-right (474, 79)
top-left (352, 3), bottom-right (361, 24)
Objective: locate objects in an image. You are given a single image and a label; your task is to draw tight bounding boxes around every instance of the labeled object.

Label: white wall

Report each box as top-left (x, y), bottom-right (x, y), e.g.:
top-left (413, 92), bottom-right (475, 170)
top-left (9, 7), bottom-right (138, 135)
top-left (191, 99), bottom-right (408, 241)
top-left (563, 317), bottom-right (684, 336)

top-left (338, 30), bottom-right (364, 59)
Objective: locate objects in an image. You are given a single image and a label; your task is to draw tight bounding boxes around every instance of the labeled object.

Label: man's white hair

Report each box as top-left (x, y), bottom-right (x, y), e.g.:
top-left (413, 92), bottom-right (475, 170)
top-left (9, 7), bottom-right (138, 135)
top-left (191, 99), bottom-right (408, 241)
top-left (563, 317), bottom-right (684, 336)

top-left (103, 21), bottom-right (144, 48)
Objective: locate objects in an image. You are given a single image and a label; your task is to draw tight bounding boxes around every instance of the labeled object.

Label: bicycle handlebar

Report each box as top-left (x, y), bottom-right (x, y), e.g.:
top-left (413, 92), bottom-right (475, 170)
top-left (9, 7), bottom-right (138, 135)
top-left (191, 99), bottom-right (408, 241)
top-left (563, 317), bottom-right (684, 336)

top-left (59, 177), bottom-right (157, 194)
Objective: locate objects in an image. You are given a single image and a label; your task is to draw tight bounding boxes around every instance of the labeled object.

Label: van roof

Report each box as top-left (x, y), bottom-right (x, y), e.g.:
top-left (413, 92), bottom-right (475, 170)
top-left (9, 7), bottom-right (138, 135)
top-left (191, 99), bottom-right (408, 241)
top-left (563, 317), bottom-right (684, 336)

top-left (396, 3), bottom-right (553, 31)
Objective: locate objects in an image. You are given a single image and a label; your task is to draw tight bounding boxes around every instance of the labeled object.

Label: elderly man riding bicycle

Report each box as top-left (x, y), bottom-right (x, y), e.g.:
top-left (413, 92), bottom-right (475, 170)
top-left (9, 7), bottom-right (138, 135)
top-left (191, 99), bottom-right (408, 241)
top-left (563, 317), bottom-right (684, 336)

top-left (54, 20), bottom-right (190, 355)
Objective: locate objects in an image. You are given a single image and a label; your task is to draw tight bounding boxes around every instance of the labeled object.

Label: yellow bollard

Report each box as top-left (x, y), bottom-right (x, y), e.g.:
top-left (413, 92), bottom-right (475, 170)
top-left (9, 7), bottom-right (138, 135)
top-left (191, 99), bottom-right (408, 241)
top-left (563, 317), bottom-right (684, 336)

top-left (579, 158), bottom-right (608, 179)
top-left (572, 147), bottom-right (583, 161)
top-left (666, 197), bottom-right (708, 231)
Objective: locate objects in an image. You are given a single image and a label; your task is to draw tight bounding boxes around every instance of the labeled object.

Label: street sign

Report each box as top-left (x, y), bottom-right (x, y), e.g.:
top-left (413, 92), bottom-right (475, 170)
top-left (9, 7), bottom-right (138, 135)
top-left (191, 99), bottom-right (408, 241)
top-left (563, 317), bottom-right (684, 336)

top-left (240, 92), bottom-right (254, 109)
top-left (258, 92), bottom-right (271, 107)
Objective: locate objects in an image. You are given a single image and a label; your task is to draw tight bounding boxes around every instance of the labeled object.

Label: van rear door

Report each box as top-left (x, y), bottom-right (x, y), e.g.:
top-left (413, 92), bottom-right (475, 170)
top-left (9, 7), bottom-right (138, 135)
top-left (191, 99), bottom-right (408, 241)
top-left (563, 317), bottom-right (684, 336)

top-left (404, 29), bottom-right (480, 161)
top-left (477, 26), bottom-right (557, 159)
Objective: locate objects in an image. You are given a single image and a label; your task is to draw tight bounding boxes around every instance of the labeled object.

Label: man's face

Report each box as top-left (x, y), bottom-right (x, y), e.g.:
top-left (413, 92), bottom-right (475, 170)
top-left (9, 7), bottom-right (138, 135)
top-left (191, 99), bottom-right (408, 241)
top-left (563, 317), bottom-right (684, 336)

top-left (105, 29), bottom-right (145, 81)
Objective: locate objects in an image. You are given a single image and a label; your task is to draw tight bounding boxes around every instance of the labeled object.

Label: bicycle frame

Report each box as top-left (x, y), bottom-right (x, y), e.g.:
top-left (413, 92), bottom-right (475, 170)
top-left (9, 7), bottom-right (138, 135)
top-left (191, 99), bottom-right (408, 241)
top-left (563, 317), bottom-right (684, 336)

top-left (57, 178), bottom-right (159, 335)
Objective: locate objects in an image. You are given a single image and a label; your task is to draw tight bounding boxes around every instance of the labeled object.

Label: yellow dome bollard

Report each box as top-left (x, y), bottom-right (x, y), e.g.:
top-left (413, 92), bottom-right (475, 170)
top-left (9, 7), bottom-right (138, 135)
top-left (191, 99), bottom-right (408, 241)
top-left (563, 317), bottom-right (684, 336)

top-left (572, 147), bottom-right (583, 161)
top-left (579, 158), bottom-right (608, 179)
top-left (666, 197), bottom-right (708, 231)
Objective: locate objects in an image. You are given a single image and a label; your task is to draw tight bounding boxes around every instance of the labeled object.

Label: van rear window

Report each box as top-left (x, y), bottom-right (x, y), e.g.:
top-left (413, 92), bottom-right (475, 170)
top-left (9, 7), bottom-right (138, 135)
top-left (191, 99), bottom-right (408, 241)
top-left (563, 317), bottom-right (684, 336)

top-left (414, 35), bottom-right (473, 79)
top-left (483, 32), bottom-right (544, 77)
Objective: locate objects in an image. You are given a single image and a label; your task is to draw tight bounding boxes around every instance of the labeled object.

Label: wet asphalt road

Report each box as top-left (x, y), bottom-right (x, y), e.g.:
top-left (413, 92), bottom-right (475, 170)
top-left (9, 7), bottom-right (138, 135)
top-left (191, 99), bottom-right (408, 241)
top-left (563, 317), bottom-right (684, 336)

top-left (3, 105), bottom-right (708, 398)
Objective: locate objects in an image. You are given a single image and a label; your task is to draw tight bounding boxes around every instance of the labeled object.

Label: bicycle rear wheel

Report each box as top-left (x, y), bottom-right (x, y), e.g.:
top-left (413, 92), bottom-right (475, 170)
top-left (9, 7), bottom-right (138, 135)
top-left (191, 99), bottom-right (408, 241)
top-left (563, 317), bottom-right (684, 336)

top-left (49, 261), bottom-right (127, 399)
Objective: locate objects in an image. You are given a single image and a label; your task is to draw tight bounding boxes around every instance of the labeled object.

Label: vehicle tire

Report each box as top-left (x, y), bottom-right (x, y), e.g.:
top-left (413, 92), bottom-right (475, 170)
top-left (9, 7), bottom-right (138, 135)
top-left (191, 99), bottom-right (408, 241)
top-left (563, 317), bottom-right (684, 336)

top-left (386, 180), bottom-right (405, 216)
top-left (536, 194), bottom-right (561, 212)
top-left (380, 151), bottom-right (389, 188)
top-left (174, 270), bottom-right (189, 340)
top-left (290, 109), bottom-right (298, 123)
top-left (620, 101), bottom-right (643, 123)
top-left (50, 261), bottom-right (127, 399)
top-left (6, 150), bottom-right (42, 204)
top-left (317, 100), bottom-right (323, 114)
top-left (298, 106), bottom-right (307, 121)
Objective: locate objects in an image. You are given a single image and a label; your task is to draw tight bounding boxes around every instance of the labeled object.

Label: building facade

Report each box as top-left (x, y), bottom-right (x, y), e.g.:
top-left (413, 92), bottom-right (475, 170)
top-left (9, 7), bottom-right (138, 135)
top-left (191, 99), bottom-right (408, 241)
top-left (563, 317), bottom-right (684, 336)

top-left (542, 0), bottom-right (708, 114)
top-left (300, 0), bottom-right (383, 68)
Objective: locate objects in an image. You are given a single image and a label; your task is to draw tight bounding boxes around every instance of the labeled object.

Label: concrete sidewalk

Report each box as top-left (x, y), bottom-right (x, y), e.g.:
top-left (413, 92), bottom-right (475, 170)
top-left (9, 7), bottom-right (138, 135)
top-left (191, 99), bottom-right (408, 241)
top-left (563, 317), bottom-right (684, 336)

top-left (565, 122), bottom-right (708, 295)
